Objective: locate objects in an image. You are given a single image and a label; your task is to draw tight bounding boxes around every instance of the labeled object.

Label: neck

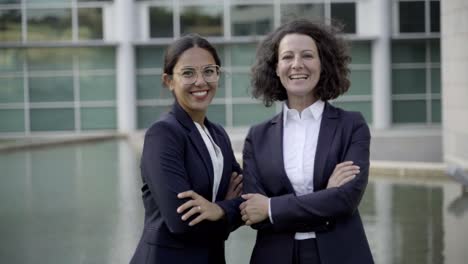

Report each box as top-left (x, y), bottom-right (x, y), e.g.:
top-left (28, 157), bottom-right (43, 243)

top-left (188, 110), bottom-right (206, 126)
top-left (287, 94), bottom-right (317, 113)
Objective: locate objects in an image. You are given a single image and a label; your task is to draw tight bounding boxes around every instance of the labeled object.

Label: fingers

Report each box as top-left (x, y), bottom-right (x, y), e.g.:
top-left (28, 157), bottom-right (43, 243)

top-left (241, 193), bottom-right (254, 200)
top-left (338, 174), bottom-right (356, 186)
top-left (177, 190), bottom-right (199, 200)
top-left (181, 205), bottom-right (201, 221)
top-left (177, 199), bottom-right (196, 213)
top-left (189, 213), bottom-right (206, 226)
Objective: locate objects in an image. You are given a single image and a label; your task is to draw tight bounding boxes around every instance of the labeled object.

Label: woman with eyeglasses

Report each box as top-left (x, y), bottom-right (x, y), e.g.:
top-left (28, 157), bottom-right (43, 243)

top-left (130, 33), bottom-right (243, 264)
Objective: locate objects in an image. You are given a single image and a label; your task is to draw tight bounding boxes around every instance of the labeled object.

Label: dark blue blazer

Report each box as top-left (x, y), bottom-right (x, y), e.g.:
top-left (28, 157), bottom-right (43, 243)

top-left (243, 102), bottom-right (374, 264)
top-left (130, 102), bottom-right (243, 264)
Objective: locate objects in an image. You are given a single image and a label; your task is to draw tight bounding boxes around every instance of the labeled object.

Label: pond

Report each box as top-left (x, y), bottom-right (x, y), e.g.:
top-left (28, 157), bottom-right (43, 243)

top-left (1, 139), bottom-right (467, 263)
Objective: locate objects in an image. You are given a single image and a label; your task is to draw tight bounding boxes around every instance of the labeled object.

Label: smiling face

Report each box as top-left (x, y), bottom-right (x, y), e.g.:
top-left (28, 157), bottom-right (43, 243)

top-left (164, 46), bottom-right (218, 122)
top-left (276, 33), bottom-right (321, 106)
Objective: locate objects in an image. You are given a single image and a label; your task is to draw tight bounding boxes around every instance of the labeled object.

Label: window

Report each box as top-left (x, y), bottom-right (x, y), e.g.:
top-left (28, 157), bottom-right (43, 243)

top-left (280, 3), bottom-right (324, 24)
top-left (398, 0), bottom-right (440, 34)
top-left (27, 8), bottom-right (72, 41)
top-left (331, 3), bottom-right (356, 34)
top-left (180, 5), bottom-right (223, 37)
top-left (149, 6), bottom-right (173, 38)
top-left (0, 9), bottom-right (21, 42)
top-left (231, 4), bottom-right (274, 36)
top-left (391, 40), bottom-right (440, 124)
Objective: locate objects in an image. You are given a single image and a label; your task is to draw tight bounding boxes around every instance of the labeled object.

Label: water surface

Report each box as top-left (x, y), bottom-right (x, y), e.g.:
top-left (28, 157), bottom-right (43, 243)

top-left (1, 140), bottom-right (467, 263)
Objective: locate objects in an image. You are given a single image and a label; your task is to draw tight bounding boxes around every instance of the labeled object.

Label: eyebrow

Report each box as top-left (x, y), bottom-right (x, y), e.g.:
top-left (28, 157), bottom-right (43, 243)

top-left (180, 64), bottom-right (217, 70)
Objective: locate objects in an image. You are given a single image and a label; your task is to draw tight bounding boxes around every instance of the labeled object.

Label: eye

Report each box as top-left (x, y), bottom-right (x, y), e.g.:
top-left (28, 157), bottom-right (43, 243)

top-left (181, 70), bottom-right (195, 78)
top-left (303, 53), bottom-right (314, 59)
top-left (203, 67), bottom-right (216, 76)
top-left (281, 55), bottom-right (293, 60)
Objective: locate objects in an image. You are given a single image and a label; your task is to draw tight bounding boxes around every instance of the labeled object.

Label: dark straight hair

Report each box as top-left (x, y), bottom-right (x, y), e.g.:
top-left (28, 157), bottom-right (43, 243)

top-left (163, 33), bottom-right (221, 77)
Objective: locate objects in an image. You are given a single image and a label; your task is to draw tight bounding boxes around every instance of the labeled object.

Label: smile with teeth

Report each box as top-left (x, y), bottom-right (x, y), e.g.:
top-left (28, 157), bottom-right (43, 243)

top-left (190, 90), bottom-right (209, 97)
top-left (289, 74), bottom-right (309, 80)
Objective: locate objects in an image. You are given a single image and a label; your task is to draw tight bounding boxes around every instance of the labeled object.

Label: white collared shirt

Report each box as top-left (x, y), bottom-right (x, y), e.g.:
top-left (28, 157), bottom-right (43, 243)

top-left (194, 122), bottom-right (224, 202)
top-left (269, 100), bottom-right (324, 240)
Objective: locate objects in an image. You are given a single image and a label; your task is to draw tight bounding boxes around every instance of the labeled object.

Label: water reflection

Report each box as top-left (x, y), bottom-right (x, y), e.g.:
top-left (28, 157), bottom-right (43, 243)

top-left (0, 140), bottom-right (467, 263)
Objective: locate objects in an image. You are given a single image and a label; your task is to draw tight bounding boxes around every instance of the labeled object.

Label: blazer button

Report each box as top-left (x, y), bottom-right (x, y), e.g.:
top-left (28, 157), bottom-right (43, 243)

top-left (325, 221), bottom-right (329, 226)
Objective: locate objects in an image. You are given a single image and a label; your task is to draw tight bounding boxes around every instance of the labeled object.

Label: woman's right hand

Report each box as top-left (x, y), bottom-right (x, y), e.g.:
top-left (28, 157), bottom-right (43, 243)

top-left (326, 161), bottom-right (360, 189)
top-left (225, 171), bottom-right (243, 200)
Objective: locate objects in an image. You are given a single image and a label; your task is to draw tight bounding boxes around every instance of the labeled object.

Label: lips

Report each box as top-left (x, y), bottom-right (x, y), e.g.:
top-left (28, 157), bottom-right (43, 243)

top-left (289, 74), bottom-right (309, 80)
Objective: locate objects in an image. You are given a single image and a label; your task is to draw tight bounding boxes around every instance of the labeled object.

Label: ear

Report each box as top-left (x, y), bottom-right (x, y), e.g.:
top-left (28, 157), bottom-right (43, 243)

top-left (162, 73), bottom-right (173, 91)
top-left (275, 64), bottom-right (279, 77)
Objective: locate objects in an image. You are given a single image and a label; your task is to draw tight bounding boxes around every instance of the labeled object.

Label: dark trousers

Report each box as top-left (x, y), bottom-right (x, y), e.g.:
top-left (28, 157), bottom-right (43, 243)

top-left (293, 239), bottom-right (321, 264)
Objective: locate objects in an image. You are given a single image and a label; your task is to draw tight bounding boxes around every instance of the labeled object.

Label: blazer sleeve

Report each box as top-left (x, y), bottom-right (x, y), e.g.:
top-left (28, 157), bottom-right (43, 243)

top-left (141, 122), bottom-right (230, 238)
top-left (270, 113), bottom-right (371, 230)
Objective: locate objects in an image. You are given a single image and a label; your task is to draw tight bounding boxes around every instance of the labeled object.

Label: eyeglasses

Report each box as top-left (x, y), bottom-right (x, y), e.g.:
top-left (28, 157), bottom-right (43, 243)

top-left (173, 65), bottom-right (221, 85)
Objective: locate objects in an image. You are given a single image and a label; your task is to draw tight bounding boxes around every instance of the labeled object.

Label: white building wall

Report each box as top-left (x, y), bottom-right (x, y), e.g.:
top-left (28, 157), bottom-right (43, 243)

top-left (442, 0), bottom-right (468, 167)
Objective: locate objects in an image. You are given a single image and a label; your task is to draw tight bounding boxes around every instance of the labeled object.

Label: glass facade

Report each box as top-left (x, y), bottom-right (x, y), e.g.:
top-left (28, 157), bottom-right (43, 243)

top-left (0, 0), bottom-right (442, 135)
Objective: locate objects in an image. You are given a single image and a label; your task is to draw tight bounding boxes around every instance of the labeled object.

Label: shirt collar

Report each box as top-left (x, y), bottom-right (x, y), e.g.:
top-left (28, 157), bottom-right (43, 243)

top-left (283, 100), bottom-right (325, 126)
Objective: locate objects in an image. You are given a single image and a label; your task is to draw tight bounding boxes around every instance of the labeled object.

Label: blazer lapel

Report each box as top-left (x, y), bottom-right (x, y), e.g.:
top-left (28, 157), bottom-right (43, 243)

top-left (313, 102), bottom-right (339, 189)
top-left (172, 102), bottom-right (213, 187)
top-left (204, 121), bottom-right (229, 201)
top-left (270, 113), bottom-right (295, 194)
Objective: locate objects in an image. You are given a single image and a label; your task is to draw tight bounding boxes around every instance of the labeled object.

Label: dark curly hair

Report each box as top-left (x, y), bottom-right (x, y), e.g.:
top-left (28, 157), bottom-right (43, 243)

top-left (251, 19), bottom-right (351, 106)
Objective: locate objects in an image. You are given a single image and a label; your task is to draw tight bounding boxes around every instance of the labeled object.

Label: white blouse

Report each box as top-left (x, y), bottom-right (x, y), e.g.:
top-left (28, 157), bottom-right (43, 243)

top-left (194, 122), bottom-right (224, 202)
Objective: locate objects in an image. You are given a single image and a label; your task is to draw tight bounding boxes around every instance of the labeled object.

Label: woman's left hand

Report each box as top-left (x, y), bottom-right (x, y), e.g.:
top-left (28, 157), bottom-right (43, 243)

top-left (177, 190), bottom-right (225, 226)
top-left (239, 193), bottom-right (269, 225)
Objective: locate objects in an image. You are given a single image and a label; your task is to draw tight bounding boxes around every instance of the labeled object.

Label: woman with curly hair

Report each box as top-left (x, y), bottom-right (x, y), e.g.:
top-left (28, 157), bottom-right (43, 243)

top-left (239, 19), bottom-right (374, 264)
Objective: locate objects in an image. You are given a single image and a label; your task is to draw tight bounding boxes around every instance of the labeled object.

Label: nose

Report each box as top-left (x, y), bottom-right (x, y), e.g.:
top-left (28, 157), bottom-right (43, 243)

top-left (292, 56), bottom-right (303, 69)
top-left (193, 71), bottom-right (207, 86)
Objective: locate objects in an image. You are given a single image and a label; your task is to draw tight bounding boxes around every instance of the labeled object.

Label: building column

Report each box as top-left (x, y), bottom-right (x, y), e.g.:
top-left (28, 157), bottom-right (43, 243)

top-left (116, 0), bottom-right (136, 132)
top-left (442, 0), bottom-right (468, 167)
top-left (371, 0), bottom-right (392, 130)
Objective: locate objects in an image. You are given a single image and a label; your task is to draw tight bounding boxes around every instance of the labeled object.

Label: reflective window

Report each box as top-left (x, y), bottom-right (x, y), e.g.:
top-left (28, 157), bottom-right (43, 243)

top-left (280, 3), bottom-right (324, 24)
top-left (431, 68), bottom-right (440, 93)
top-left (137, 106), bottom-right (170, 129)
top-left (231, 72), bottom-right (251, 98)
top-left (232, 103), bottom-right (276, 126)
top-left (430, 1), bottom-right (440, 33)
top-left (78, 8), bottom-right (103, 40)
top-left (29, 76), bottom-right (74, 102)
top-left (136, 46), bottom-right (165, 69)
top-left (231, 5), bottom-right (274, 36)
top-left (27, 48), bottom-right (73, 71)
top-left (30, 108), bottom-right (75, 131)
top-left (81, 107), bottom-right (116, 130)
top-left (0, 77), bottom-right (23, 103)
top-left (206, 104), bottom-right (226, 126)
top-left (149, 6), bottom-right (173, 38)
top-left (230, 43), bottom-right (256, 66)
top-left (137, 74), bottom-right (170, 100)
top-left (350, 42), bottom-right (371, 64)
top-left (348, 70), bottom-right (371, 96)
top-left (27, 8), bottom-right (72, 41)
top-left (333, 101), bottom-right (372, 124)
top-left (80, 75), bottom-right (116, 101)
top-left (0, 109), bottom-right (24, 132)
top-left (0, 49), bottom-right (24, 72)
top-left (431, 99), bottom-right (441, 122)
top-left (181, 5), bottom-right (223, 37)
top-left (392, 69), bottom-right (426, 95)
top-left (392, 40), bottom-right (426, 63)
top-left (392, 100), bottom-right (426, 123)
top-left (399, 1), bottom-right (425, 33)
top-left (0, 9), bottom-right (22, 42)
top-left (0, 0), bottom-right (22, 3)
top-left (331, 3), bottom-right (356, 34)
top-left (78, 48), bottom-right (115, 70)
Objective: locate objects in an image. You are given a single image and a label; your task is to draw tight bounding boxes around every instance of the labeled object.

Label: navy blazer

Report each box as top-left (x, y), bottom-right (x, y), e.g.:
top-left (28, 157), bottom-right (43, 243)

top-left (130, 102), bottom-right (243, 264)
top-left (243, 102), bottom-right (374, 264)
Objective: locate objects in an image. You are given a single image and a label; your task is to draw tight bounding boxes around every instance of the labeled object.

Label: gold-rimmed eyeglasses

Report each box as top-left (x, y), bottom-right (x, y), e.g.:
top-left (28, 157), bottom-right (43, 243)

top-left (173, 65), bottom-right (221, 85)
